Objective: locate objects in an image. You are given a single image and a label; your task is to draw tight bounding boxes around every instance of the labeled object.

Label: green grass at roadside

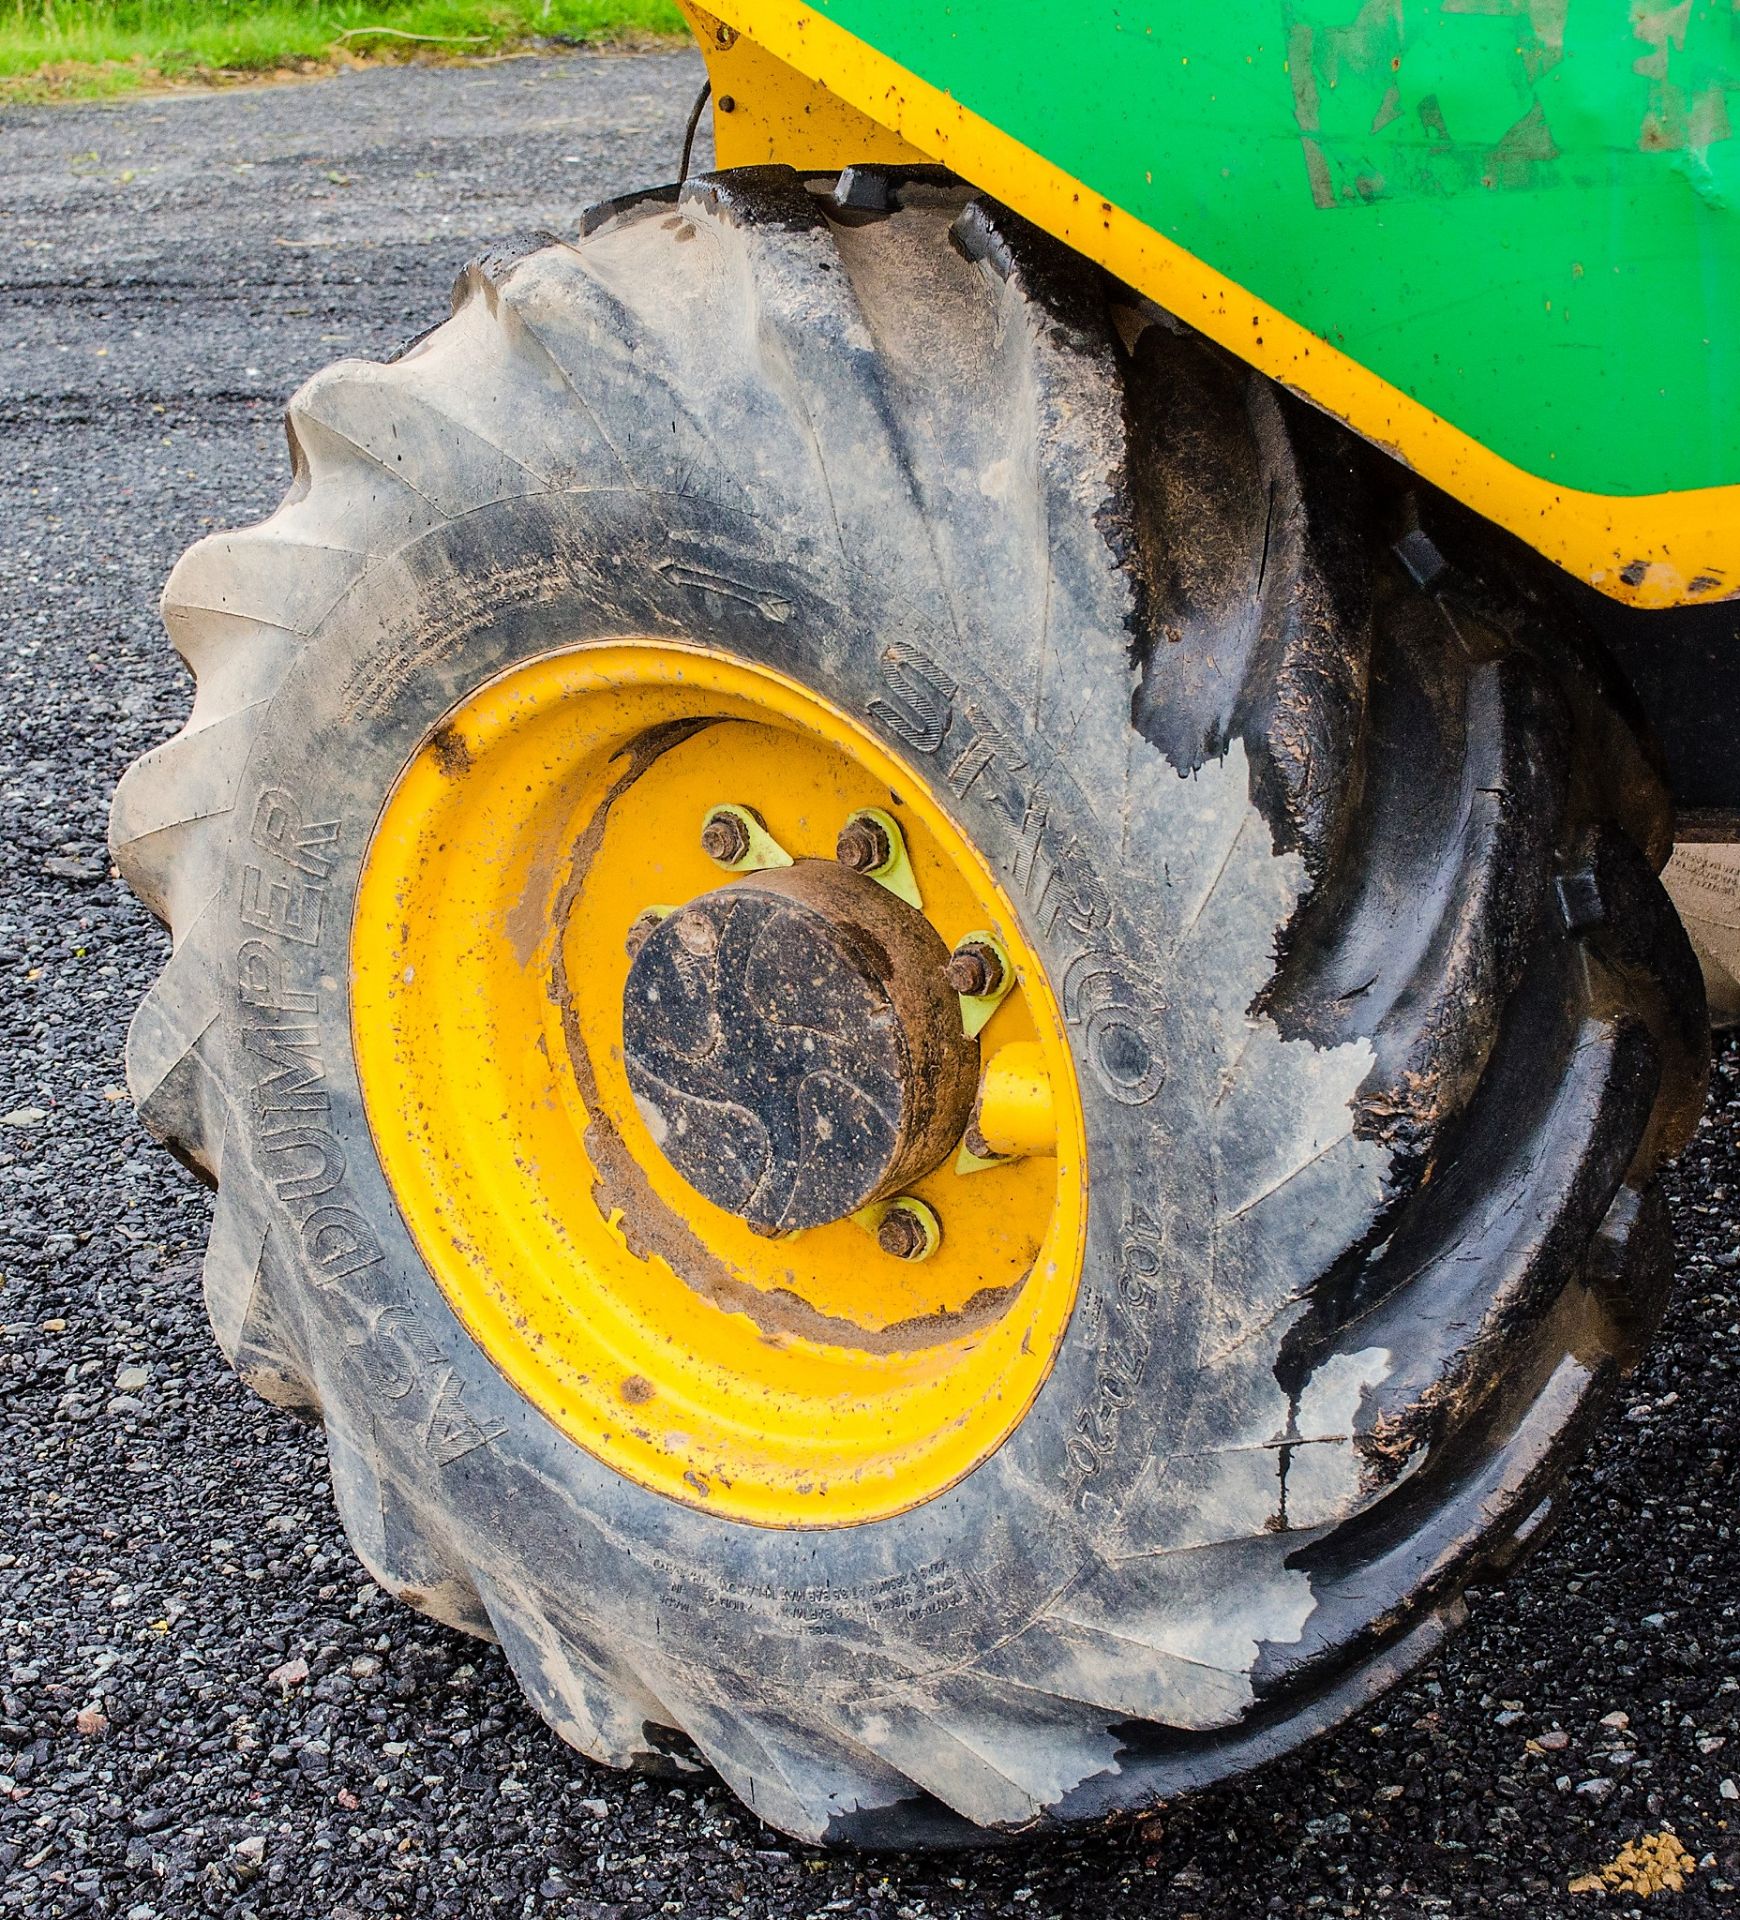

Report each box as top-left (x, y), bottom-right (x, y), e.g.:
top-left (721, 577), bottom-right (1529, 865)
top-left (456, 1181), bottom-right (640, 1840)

top-left (0, 0), bottom-right (687, 101)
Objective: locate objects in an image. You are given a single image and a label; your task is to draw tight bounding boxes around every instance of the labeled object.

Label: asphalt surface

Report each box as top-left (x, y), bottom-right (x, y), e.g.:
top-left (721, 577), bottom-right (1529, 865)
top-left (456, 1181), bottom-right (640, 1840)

top-left (4, 50), bottom-right (1740, 1920)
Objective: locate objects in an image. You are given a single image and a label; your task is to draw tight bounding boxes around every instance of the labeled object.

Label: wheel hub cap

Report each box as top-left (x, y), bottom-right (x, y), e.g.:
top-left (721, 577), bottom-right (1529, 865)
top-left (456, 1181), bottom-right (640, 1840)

top-left (622, 862), bottom-right (980, 1235)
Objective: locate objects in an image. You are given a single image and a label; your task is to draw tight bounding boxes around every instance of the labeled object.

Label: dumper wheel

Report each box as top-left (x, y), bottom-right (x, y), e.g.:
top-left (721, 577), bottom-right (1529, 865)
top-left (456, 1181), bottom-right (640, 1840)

top-left (112, 168), bottom-right (1706, 1846)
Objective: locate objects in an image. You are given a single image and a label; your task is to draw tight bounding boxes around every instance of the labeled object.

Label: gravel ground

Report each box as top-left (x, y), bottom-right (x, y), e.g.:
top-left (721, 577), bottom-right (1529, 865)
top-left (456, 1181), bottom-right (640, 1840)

top-left (4, 51), bottom-right (1740, 1920)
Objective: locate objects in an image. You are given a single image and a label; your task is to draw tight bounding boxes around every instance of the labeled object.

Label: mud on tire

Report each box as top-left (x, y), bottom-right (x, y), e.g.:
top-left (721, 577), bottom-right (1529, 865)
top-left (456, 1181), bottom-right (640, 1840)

top-left (110, 168), bottom-right (1706, 1845)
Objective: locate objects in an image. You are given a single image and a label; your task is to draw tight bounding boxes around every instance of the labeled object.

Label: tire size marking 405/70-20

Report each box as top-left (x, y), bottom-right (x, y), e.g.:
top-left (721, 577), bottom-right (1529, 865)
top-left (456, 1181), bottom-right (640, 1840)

top-left (1062, 1203), bottom-right (1165, 1500)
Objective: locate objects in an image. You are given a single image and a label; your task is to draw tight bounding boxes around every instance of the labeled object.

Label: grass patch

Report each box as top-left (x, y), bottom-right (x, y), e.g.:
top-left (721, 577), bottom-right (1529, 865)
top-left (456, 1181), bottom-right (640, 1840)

top-left (0, 0), bottom-right (688, 102)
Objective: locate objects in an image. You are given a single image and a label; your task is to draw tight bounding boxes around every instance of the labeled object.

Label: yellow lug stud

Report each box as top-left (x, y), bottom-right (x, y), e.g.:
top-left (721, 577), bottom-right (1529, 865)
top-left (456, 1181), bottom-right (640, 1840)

top-left (973, 1041), bottom-right (1056, 1161)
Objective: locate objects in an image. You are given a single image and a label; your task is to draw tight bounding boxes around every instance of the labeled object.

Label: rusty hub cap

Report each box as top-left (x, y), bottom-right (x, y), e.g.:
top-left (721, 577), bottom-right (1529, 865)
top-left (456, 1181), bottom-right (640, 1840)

top-left (622, 859), bottom-right (980, 1235)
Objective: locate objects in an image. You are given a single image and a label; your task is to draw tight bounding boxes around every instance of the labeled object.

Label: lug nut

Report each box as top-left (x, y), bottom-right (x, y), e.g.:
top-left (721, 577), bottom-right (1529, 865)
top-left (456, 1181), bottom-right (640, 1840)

top-left (875, 1198), bottom-right (939, 1262)
top-left (701, 807), bottom-right (752, 867)
top-left (877, 1210), bottom-right (926, 1260)
top-left (836, 815), bottom-right (892, 874)
top-left (944, 939), bottom-right (1005, 998)
top-left (624, 908), bottom-right (666, 960)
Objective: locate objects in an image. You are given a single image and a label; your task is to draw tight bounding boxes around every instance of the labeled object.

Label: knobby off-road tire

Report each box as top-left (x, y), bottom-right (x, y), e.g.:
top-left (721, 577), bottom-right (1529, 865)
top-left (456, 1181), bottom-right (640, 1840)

top-left (112, 169), bottom-right (1706, 1846)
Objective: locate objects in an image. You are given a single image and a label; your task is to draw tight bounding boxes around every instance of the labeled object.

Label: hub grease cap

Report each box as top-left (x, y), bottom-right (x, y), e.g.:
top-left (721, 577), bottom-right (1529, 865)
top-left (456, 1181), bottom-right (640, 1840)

top-left (621, 859), bottom-right (980, 1234)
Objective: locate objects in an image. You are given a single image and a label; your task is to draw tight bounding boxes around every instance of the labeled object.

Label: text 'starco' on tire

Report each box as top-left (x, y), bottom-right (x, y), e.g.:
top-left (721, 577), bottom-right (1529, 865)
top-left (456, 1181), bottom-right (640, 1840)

top-left (111, 170), bottom-right (1707, 1846)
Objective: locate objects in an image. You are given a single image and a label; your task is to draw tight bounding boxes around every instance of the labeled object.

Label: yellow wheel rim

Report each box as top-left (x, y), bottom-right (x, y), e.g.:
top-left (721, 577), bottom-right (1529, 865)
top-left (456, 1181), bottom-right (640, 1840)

top-left (352, 641), bottom-right (1087, 1527)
